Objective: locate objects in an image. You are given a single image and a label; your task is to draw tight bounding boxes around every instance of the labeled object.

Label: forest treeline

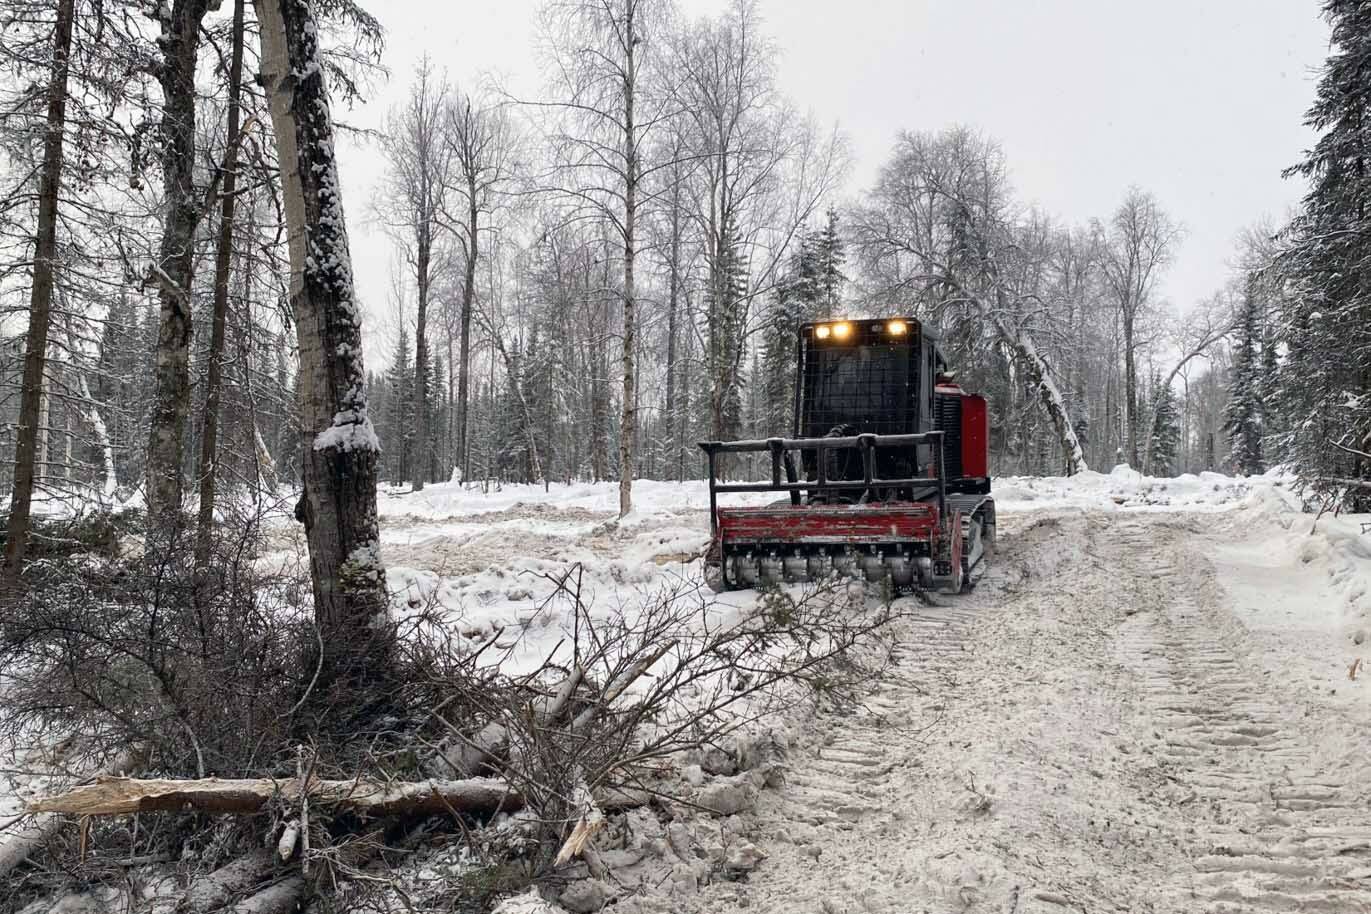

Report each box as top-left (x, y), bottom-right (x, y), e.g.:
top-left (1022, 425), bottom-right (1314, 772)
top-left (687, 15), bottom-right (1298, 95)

top-left (0, 0), bottom-right (1365, 527)
top-left (0, 1), bottom-right (1368, 908)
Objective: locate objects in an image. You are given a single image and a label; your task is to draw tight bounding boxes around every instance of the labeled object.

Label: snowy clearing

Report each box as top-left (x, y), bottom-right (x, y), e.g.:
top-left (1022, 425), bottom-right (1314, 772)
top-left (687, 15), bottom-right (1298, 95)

top-left (367, 469), bottom-right (1371, 911)
top-left (6, 468), bottom-right (1371, 913)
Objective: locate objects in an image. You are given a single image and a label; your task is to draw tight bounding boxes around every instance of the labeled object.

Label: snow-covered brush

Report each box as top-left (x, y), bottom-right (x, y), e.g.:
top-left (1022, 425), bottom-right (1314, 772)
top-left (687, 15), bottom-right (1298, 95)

top-left (393, 562), bottom-right (916, 878)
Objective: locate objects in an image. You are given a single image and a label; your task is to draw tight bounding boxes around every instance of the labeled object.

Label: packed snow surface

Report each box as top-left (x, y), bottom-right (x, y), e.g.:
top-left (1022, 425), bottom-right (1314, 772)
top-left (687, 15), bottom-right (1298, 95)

top-left (6, 466), bottom-right (1371, 913)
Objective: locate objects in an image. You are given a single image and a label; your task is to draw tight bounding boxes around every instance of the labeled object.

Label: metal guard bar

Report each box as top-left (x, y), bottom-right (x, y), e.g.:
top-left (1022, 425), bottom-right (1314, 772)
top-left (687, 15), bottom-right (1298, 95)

top-left (698, 432), bottom-right (949, 534)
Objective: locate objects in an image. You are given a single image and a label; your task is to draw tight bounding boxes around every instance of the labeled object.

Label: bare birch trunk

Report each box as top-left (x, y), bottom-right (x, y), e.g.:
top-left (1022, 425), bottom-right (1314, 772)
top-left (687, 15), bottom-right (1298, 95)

top-left (76, 372), bottom-right (116, 499)
top-left (413, 229), bottom-right (430, 492)
top-left (195, 0), bottom-right (246, 571)
top-left (457, 183), bottom-right (478, 480)
top-left (664, 190), bottom-right (680, 478)
top-left (3, 0), bottom-right (75, 581)
top-left (986, 310), bottom-right (1088, 476)
top-left (256, 0), bottom-right (390, 691)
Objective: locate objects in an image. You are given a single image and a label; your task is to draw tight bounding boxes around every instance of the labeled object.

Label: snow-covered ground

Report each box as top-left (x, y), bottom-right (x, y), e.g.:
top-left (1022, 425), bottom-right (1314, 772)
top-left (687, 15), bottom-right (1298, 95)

top-left (6, 467), bottom-right (1371, 913)
top-left (369, 467), bottom-right (1362, 678)
top-left (366, 468), bottom-right (1371, 912)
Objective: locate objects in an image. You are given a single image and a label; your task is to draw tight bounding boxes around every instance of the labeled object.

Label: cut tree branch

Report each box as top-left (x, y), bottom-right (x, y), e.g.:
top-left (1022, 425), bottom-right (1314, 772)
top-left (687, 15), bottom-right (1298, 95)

top-left (28, 775), bottom-right (522, 818)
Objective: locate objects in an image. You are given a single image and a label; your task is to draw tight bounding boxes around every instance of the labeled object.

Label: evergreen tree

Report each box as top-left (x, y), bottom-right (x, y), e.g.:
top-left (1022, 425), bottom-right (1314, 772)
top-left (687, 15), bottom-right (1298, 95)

top-left (95, 292), bottom-right (142, 488)
top-left (427, 351), bottom-right (446, 483)
top-left (385, 331), bottom-right (415, 485)
top-left (1224, 278), bottom-right (1265, 475)
top-left (707, 213), bottom-right (750, 444)
top-left (498, 338), bottom-right (532, 482)
top-left (814, 207), bottom-right (846, 318)
top-left (759, 292), bottom-right (796, 435)
top-left (1148, 374), bottom-right (1181, 476)
top-left (1278, 0), bottom-right (1371, 501)
top-left (755, 215), bottom-right (848, 436)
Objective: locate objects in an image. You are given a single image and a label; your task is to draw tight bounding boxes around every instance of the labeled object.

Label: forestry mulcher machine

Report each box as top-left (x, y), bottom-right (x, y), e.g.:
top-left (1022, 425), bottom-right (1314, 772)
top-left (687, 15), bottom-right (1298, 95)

top-left (700, 317), bottom-right (994, 595)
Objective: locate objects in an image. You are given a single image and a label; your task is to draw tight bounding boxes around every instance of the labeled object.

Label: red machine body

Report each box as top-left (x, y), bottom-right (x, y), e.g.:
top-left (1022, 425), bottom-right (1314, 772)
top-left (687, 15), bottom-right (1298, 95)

top-left (700, 317), bottom-right (994, 594)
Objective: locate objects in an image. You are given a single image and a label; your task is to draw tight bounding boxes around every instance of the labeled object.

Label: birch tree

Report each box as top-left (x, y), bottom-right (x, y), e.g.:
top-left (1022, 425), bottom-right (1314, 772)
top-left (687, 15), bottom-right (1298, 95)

top-left (851, 127), bottom-right (1089, 475)
top-left (255, 0), bottom-right (390, 689)
top-left (1102, 188), bottom-right (1180, 468)
top-left (377, 59), bottom-right (453, 492)
top-left (671, 0), bottom-right (846, 448)
top-left (537, 0), bottom-right (669, 516)
top-left (443, 88), bottom-right (517, 480)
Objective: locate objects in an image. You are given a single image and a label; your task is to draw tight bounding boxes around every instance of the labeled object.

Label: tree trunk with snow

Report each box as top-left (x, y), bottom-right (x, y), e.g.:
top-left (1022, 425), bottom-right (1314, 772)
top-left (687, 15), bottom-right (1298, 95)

top-left (3, 0), bottom-right (76, 582)
top-left (256, 0), bottom-right (390, 690)
top-left (413, 227), bottom-right (431, 492)
top-left (663, 179), bottom-right (681, 478)
top-left (195, 0), bottom-right (247, 572)
top-left (76, 372), bottom-right (117, 500)
top-left (146, 0), bottom-right (213, 528)
top-left (987, 310), bottom-right (1088, 476)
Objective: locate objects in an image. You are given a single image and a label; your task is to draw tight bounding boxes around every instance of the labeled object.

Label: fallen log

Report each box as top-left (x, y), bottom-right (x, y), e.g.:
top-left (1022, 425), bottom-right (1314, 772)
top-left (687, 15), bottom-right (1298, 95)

top-left (222, 875), bottom-right (307, 914)
top-left (0, 748), bottom-right (142, 881)
top-left (182, 849), bottom-right (279, 912)
top-left (27, 775), bottom-right (522, 818)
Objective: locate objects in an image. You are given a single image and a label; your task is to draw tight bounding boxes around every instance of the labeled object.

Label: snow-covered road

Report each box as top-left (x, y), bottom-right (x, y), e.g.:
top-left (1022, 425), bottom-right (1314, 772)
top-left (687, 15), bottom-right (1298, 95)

top-left (680, 508), bottom-right (1371, 914)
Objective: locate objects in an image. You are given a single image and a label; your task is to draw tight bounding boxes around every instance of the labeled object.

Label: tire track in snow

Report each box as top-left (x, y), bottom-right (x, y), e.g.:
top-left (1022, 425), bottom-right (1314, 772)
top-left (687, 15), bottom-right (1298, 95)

top-left (1112, 518), bottom-right (1371, 913)
top-left (686, 513), bottom-right (1170, 914)
top-left (684, 512), bottom-right (1371, 914)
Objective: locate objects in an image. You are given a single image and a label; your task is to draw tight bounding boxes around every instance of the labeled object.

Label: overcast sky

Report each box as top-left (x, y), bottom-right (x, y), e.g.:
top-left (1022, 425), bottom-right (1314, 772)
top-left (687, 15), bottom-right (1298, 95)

top-left (333, 0), bottom-right (1331, 366)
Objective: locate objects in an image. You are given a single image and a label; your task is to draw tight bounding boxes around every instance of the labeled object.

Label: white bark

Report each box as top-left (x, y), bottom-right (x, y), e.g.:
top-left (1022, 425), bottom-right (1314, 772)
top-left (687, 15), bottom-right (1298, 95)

top-left (255, 0), bottom-right (389, 682)
top-left (253, 422), bottom-right (279, 493)
top-left (988, 313), bottom-right (1089, 476)
top-left (76, 371), bottom-right (116, 499)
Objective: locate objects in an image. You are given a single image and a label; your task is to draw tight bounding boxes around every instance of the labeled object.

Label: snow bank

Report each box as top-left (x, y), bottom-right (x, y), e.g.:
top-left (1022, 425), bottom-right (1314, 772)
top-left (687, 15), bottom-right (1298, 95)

top-left (1215, 481), bottom-right (1371, 641)
top-left (376, 477), bottom-right (769, 521)
top-left (994, 465), bottom-right (1263, 513)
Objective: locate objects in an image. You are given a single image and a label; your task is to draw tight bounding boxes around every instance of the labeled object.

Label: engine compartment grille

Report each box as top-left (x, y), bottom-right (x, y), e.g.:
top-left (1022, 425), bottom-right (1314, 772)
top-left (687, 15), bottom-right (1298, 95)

top-left (934, 392), bottom-right (963, 478)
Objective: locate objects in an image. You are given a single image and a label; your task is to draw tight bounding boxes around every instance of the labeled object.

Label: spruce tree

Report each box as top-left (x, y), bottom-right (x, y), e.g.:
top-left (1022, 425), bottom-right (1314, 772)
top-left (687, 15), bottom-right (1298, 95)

top-left (708, 214), bottom-right (750, 444)
top-left (1279, 0), bottom-right (1371, 501)
top-left (95, 292), bottom-right (142, 488)
top-left (428, 351), bottom-right (446, 483)
top-left (1224, 278), bottom-right (1265, 475)
top-left (759, 293), bottom-right (795, 435)
top-left (1148, 374), bottom-right (1181, 476)
top-left (755, 216), bottom-right (849, 436)
top-left (385, 332), bottom-right (415, 485)
top-left (498, 339), bottom-right (532, 482)
top-left (815, 207), bottom-right (846, 318)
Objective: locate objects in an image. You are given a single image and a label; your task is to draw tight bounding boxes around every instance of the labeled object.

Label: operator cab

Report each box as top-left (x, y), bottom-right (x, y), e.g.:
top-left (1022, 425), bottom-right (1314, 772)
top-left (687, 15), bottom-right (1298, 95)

top-left (797, 318), bottom-right (987, 497)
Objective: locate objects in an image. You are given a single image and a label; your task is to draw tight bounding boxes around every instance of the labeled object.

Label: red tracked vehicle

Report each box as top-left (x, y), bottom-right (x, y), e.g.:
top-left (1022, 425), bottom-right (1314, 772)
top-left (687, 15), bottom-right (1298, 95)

top-left (699, 317), bottom-right (994, 594)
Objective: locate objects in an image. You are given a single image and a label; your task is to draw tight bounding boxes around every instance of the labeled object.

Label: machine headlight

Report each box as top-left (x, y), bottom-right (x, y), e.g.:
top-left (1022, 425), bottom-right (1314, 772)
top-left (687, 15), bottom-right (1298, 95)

top-left (886, 320), bottom-right (908, 336)
top-left (832, 321), bottom-right (852, 340)
top-left (815, 325), bottom-right (831, 339)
